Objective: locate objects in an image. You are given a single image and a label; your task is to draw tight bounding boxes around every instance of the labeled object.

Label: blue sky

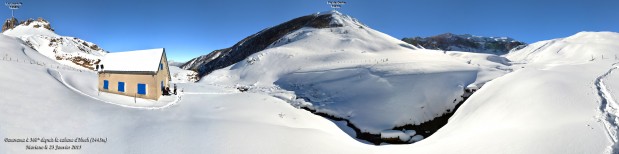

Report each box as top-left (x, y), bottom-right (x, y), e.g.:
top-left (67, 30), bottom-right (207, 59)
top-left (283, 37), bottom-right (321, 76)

top-left (4, 0), bottom-right (618, 62)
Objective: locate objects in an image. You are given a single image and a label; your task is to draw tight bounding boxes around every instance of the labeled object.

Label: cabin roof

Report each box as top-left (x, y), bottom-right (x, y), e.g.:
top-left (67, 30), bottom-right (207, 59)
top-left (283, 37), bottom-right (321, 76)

top-left (100, 48), bottom-right (166, 73)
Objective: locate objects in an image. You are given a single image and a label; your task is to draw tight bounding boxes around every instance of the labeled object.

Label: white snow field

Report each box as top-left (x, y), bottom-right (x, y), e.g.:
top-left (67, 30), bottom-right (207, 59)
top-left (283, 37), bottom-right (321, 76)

top-left (445, 51), bottom-right (513, 87)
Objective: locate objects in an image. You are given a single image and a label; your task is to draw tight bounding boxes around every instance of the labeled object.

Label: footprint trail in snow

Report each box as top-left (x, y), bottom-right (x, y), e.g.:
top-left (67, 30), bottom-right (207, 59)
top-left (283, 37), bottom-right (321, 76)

top-left (595, 62), bottom-right (619, 153)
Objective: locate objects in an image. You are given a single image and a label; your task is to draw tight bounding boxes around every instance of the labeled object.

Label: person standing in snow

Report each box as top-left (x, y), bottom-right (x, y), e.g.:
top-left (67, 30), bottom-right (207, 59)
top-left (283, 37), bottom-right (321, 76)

top-left (173, 84), bottom-right (177, 95)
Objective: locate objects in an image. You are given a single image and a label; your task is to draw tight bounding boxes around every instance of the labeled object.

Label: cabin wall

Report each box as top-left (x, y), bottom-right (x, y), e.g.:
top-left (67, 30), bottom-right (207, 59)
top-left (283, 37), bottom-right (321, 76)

top-left (97, 50), bottom-right (171, 100)
top-left (98, 73), bottom-right (164, 100)
top-left (157, 53), bottom-right (171, 92)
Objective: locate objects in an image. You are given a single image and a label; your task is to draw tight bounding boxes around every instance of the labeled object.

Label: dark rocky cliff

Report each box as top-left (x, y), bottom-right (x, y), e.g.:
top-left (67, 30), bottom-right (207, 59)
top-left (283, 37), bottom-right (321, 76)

top-left (402, 33), bottom-right (526, 54)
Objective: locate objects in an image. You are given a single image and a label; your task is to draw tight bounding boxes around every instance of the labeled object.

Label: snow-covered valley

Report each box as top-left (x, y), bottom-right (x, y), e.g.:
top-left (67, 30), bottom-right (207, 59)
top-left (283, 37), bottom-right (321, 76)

top-left (195, 11), bottom-right (515, 144)
top-left (1, 10), bottom-right (619, 154)
top-left (0, 45), bottom-right (370, 153)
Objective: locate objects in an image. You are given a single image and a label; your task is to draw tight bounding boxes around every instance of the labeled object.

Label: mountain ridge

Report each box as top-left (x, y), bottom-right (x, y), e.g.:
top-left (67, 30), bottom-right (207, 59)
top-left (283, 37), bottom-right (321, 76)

top-left (181, 11), bottom-right (376, 77)
top-left (402, 33), bottom-right (526, 54)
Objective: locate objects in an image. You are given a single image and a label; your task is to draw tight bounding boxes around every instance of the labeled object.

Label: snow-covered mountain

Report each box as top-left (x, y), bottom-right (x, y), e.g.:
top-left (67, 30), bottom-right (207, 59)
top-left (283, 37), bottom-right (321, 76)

top-left (402, 33), bottom-right (526, 54)
top-left (2, 18), bottom-right (107, 70)
top-left (180, 10), bottom-right (415, 77)
top-left (190, 10), bottom-right (509, 144)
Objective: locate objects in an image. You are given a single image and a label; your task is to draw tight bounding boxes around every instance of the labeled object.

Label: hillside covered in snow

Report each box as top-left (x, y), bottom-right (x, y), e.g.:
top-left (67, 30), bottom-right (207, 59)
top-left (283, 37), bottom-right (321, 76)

top-left (188, 10), bottom-right (514, 144)
top-left (2, 17), bottom-right (107, 70)
top-left (181, 10), bottom-right (418, 77)
top-left (0, 34), bottom-right (371, 153)
top-left (388, 31), bottom-right (619, 153)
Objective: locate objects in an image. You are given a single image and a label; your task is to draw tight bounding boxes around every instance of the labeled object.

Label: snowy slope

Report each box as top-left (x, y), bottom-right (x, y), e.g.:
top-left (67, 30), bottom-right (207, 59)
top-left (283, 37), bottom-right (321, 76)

top-left (181, 10), bottom-right (420, 77)
top-left (3, 18), bottom-right (107, 70)
top-left (0, 32), bottom-right (58, 65)
top-left (506, 31), bottom-right (619, 64)
top-left (168, 60), bottom-right (186, 67)
top-left (0, 64), bottom-right (373, 153)
top-left (379, 31), bottom-right (619, 153)
top-left (383, 61), bottom-right (615, 154)
top-left (0, 31), bottom-right (373, 153)
top-left (201, 11), bottom-right (483, 137)
top-left (446, 51), bottom-right (513, 87)
top-left (170, 66), bottom-right (198, 83)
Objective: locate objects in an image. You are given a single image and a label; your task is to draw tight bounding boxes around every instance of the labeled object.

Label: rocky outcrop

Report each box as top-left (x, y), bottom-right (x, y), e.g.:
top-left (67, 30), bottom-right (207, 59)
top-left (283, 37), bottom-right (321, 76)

top-left (20, 17), bottom-right (55, 31)
top-left (26, 35), bottom-right (107, 70)
top-left (402, 33), bottom-right (526, 54)
top-left (3, 17), bottom-right (56, 32)
top-left (2, 17), bottom-right (18, 32)
top-left (4, 17), bottom-right (107, 70)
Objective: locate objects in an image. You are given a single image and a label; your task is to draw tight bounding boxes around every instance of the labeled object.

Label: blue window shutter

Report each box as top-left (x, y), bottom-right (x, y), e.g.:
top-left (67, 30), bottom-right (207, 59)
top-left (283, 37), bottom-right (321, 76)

top-left (118, 82), bottom-right (125, 92)
top-left (160, 63), bottom-right (163, 70)
top-left (103, 80), bottom-right (109, 90)
top-left (137, 84), bottom-right (146, 95)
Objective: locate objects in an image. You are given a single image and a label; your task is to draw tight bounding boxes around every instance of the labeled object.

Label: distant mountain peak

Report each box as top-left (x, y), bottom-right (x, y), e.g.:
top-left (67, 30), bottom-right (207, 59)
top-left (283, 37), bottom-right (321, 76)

top-left (314, 10), bottom-right (366, 28)
top-left (20, 17), bottom-right (55, 32)
top-left (3, 17), bottom-right (59, 37)
top-left (3, 17), bottom-right (54, 32)
top-left (1, 17), bottom-right (18, 32)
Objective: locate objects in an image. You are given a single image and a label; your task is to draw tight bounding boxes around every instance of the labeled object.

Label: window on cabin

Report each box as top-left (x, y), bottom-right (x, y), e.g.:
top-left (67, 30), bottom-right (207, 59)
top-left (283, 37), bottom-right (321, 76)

top-left (103, 80), bottom-right (109, 90)
top-left (118, 82), bottom-right (125, 92)
top-left (137, 83), bottom-right (147, 95)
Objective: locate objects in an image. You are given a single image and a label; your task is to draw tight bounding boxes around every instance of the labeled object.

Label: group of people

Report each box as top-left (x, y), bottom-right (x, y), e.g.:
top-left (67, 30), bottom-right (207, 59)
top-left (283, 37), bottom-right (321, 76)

top-left (162, 84), bottom-right (178, 96)
top-left (95, 64), bottom-right (104, 71)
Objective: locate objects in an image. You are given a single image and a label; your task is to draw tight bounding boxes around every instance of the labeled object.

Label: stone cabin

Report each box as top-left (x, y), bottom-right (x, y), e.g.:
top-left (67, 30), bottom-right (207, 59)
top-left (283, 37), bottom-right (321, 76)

top-left (98, 48), bottom-right (171, 100)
